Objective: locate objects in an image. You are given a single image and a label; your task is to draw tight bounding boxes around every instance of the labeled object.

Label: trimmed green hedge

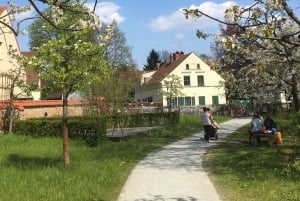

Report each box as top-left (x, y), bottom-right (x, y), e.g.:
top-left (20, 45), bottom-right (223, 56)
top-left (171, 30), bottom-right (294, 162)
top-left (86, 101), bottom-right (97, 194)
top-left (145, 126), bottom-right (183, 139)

top-left (106, 112), bottom-right (180, 128)
top-left (13, 116), bottom-right (107, 146)
top-left (13, 112), bottom-right (179, 146)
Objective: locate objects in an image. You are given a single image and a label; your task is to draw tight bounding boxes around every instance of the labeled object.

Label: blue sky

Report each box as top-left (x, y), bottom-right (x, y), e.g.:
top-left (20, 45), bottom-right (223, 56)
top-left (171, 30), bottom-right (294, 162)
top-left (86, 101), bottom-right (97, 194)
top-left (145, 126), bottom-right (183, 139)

top-left (3, 0), bottom-right (272, 69)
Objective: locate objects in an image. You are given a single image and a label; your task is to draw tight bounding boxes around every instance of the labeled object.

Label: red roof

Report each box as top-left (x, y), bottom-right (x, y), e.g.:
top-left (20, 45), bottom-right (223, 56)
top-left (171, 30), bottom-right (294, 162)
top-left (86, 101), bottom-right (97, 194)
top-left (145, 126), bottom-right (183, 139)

top-left (21, 51), bottom-right (34, 57)
top-left (0, 6), bottom-right (6, 15)
top-left (144, 52), bottom-right (191, 85)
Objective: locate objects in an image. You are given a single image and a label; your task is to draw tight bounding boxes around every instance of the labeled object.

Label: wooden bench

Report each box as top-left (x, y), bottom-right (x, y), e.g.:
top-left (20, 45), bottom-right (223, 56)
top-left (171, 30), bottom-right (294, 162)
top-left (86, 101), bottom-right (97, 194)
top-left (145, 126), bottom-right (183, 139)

top-left (252, 132), bottom-right (274, 146)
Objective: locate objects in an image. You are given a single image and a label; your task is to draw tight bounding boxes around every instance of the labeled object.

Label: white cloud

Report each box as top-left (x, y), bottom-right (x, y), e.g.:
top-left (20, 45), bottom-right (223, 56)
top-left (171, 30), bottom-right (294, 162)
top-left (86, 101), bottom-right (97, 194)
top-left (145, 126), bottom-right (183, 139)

top-left (87, 2), bottom-right (125, 24)
top-left (150, 1), bottom-right (236, 32)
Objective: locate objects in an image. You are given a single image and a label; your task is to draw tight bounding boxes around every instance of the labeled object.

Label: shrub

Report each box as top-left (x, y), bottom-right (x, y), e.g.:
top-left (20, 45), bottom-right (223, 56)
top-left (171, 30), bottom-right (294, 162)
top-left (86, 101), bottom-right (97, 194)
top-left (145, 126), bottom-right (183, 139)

top-left (13, 116), bottom-right (107, 146)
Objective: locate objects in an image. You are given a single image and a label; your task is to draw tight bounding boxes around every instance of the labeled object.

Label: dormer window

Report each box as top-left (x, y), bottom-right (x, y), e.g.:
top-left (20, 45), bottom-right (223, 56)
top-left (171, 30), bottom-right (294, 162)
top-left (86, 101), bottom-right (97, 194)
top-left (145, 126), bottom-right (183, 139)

top-left (197, 64), bottom-right (200, 69)
top-left (186, 64), bottom-right (189, 70)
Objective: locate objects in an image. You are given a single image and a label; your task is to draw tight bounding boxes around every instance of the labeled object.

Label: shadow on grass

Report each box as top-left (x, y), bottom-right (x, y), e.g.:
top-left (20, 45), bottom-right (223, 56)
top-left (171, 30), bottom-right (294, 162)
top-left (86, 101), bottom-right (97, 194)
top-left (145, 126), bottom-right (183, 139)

top-left (5, 154), bottom-right (61, 169)
top-left (203, 133), bottom-right (300, 182)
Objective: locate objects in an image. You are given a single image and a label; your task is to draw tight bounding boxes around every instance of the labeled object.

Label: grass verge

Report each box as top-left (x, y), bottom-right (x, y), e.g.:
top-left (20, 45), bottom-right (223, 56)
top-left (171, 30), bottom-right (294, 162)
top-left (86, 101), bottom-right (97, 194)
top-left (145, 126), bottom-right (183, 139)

top-left (0, 115), bottom-right (230, 201)
top-left (203, 114), bottom-right (300, 201)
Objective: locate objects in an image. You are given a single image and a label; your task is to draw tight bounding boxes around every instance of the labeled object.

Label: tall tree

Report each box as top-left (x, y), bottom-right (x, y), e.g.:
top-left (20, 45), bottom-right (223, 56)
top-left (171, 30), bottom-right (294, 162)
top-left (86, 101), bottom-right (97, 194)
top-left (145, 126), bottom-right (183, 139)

top-left (102, 21), bottom-right (135, 70)
top-left (160, 50), bottom-right (171, 63)
top-left (144, 49), bottom-right (161, 71)
top-left (24, 3), bottom-right (112, 167)
top-left (92, 22), bottom-right (137, 114)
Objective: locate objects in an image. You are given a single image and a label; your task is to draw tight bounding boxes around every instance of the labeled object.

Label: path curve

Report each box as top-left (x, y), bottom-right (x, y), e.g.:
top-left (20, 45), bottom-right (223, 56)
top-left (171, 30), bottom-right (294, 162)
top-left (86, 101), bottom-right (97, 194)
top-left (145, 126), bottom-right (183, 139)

top-left (117, 117), bottom-right (252, 201)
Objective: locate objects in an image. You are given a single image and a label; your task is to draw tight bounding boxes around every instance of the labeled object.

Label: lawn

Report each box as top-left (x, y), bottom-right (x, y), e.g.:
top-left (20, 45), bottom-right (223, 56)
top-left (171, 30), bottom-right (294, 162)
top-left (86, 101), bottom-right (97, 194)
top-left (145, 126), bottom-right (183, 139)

top-left (0, 115), bottom-right (230, 201)
top-left (203, 113), bottom-right (300, 201)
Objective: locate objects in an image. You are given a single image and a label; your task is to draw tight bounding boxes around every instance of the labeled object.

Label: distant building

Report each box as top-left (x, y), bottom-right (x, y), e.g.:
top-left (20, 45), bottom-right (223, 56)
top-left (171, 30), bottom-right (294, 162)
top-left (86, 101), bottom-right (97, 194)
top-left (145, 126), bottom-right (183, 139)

top-left (0, 6), bottom-right (40, 101)
top-left (135, 51), bottom-right (226, 107)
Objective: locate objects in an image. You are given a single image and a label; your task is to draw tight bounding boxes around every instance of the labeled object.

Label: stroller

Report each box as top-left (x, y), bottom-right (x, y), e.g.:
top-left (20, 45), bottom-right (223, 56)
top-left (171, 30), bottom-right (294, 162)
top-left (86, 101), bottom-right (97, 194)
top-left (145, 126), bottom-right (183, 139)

top-left (204, 120), bottom-right (219, 142)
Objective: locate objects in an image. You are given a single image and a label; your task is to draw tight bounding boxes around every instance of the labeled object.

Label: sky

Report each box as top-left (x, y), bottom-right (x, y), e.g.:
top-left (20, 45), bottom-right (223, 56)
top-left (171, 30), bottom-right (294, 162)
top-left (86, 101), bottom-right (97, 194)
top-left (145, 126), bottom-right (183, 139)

top-left (4, 0), bottom-right (259, 69)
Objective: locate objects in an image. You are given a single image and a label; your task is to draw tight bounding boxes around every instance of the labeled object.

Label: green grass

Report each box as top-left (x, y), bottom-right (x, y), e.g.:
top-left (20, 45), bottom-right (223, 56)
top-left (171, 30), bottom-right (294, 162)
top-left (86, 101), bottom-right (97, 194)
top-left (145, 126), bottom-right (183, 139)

top-left (0, 115), bottom-right (231, 201)
top-left (203, 114), bottom-right (300, 201)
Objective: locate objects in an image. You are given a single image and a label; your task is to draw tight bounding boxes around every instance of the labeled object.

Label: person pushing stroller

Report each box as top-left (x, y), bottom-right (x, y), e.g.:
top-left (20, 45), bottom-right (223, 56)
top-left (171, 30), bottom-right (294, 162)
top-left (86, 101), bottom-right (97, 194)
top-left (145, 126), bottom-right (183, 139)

top-left (201, 107), bottom-right (218, 141)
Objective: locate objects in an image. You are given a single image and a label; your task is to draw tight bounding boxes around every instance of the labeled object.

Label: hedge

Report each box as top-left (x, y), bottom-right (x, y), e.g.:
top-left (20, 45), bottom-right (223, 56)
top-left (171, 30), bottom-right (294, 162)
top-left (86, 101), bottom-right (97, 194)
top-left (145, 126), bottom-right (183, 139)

top-left (13, 112), bottom-right (179, 146)
top-left (13, 116), bottom-right (107, 146)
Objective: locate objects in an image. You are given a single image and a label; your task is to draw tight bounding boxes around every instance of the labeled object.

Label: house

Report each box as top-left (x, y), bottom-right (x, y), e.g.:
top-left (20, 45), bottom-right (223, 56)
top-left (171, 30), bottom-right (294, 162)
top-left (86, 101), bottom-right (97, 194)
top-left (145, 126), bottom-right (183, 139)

top-left (0, 6), bottom-right (40, 101)
top-left (134, 51), bottom-right (226, 108)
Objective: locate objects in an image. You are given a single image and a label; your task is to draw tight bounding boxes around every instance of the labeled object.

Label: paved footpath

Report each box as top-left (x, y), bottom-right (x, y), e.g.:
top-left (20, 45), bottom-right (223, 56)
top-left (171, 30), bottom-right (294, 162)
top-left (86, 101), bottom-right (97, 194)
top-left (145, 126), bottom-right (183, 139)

top-left (117, 117), bottom-right (252, 201)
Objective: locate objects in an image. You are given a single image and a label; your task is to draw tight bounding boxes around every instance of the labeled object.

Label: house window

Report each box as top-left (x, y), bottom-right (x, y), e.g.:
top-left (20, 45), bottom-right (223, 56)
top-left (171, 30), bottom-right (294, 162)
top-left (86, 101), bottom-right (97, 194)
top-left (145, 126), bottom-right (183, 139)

top-left (186, 64), bottom-right (189, 70)
top-left (183, 76), bottom-right (190, 86)
top-left (197, 64), bottom-right (200, 69)
top-left (212, 96), bottom-right (219, 105)
top-left (167, 97), bottom-right (177, 107)
top-left (185, 97), bottom-right (192, 106)
top-left (197, 75), bottom-right (204, 86)
top-left (184, 96), bottom-right (195, 106)
top-left (199, 96), bottom-right (205, 105)
top-left (147, 96), bottom-right (153, 102)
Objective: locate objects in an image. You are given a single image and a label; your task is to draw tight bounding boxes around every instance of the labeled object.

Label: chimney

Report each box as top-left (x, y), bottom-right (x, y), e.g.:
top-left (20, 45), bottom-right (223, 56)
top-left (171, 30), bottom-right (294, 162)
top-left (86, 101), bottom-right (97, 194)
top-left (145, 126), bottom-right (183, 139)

top-left (172, 51), bottom-right (184, 61)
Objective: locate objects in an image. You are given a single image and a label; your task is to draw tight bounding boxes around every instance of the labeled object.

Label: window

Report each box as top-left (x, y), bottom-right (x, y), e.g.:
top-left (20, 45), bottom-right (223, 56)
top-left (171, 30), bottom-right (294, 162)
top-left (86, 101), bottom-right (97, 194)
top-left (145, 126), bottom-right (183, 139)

top-left (184, 97), bottom-right (195, 106)
top-left (178, 96), bottom-right (195, 106)
top-left (167, 97), bottom-right (177, 107)
top-left (185, 97), bottom-right (192, 106)
top-left (197, 64), bottom-right (200, 69)
top-left (186, 64), bottom-right (189, 70)
top-left (212, 96), bottom-right (219, 105)
top-left (199, 96), bottom-right (205, 105)
top-left (147, 96), bottom-right (153, 102)
top-left (183, 76), bottom-right (190, 86)
top-left (197, 75), bottom-right (204, 86)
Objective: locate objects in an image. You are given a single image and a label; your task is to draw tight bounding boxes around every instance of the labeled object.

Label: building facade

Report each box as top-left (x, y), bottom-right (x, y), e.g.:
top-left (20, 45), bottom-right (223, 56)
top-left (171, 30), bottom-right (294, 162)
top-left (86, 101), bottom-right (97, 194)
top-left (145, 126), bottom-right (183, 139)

top-left (135, 51), bottom-right (226, 108)
top-left (0, 6), bottom-right (40, 101)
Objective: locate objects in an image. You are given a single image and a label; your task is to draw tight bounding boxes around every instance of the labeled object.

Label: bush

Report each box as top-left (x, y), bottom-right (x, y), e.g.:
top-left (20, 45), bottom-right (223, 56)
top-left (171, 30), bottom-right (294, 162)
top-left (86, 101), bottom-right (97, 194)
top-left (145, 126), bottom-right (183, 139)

top-left (13, 116), bottom-right (107, 146)
top-left (106, 112), bottom-right (180, 128)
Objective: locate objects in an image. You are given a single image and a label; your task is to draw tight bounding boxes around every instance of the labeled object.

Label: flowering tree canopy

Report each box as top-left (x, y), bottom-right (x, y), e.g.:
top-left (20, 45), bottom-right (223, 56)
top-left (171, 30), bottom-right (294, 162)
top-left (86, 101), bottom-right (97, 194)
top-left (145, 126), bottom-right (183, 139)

top-left (184, 0), bottom-right (300, 111)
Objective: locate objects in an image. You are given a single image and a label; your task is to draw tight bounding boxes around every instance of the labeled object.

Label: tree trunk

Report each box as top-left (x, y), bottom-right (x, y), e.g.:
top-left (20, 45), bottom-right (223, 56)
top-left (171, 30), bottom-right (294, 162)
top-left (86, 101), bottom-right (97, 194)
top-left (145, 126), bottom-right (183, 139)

top-left (291, 75), bottom-right (299, 112)
top-left (8, 85), bottom-right (15, 133)
top-left (62, 92), bottom-right (70, 167)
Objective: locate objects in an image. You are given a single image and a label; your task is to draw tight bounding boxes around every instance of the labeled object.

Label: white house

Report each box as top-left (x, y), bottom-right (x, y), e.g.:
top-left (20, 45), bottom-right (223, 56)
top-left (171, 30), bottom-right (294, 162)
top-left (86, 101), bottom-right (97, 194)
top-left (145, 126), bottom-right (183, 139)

top-left (0, 6), bottom-right (40, 101)
top-left (135, 51), bottom-right (226, 107)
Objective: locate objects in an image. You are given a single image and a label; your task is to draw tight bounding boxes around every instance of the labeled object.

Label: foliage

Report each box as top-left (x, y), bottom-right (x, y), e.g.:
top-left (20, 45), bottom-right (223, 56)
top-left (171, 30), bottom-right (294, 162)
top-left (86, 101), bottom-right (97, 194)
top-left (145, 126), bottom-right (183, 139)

top-left (1, 48), bottom-right (37, 133)
top-left (161, 74), bottom-right (184, 111)
top-left (106, 111), bottom-right (180, 128)
top-left (184, 1), bottom-right (300, 111)
top-left (3, 1), bottom-right (102, 36)
top-left (92, 69), bottom-right (137, 114)
top-left (144, 49), bottom-right (161, 71)
top-left (13, 116), bottom-right (107, 146)
top-left (101, 21), bottom-right (136, 70)
top-left (23, 2), bottom-right (114, 166)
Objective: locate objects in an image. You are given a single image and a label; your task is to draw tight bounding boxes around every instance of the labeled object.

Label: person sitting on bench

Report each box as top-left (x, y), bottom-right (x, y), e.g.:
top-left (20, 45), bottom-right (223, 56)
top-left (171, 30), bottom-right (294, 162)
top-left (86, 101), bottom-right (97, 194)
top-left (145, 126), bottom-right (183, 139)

top-left (247, 112), bottom-right (264, 142)
top-left (263, 114), bottom-right (277, 136)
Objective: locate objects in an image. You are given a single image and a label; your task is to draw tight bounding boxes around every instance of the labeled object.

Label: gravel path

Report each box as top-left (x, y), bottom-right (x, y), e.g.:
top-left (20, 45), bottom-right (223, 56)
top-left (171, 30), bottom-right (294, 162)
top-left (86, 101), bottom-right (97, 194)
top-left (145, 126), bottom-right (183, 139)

top-left (117, 117), bottom-right (252, 201)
